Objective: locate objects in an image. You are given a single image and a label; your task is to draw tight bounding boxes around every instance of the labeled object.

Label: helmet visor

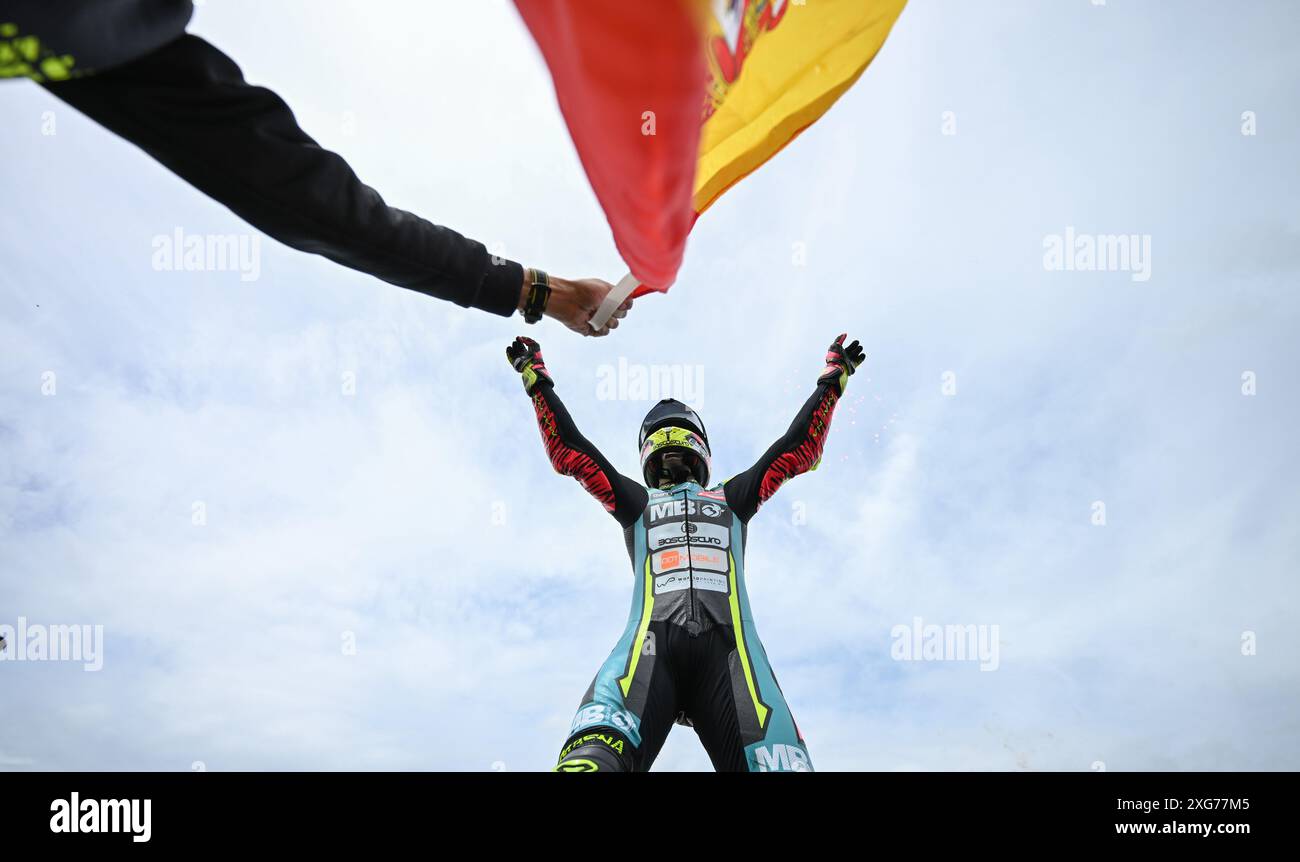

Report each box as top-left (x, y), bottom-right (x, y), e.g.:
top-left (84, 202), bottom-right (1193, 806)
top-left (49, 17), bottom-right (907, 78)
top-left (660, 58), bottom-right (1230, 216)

top-left (640, 425), bottom-right (711, 486)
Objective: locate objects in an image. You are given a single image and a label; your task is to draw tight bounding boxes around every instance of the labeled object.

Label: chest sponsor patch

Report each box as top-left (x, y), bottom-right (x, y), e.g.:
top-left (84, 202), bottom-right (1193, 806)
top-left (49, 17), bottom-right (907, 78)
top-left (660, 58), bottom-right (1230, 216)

top-left (654, 570), bottom-right (729, 594)
top-left (651, 544), bottom-right (730, 581)
top-left (647, 521), bottom-right (730, 552)
top-left (647, 498), bottom-right (731, 525)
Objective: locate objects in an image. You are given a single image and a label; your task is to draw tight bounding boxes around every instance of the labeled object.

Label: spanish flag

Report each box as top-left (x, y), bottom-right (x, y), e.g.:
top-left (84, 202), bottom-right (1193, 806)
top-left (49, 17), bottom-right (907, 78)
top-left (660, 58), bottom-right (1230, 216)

top-left (516, 0), bottom-right (907, 303)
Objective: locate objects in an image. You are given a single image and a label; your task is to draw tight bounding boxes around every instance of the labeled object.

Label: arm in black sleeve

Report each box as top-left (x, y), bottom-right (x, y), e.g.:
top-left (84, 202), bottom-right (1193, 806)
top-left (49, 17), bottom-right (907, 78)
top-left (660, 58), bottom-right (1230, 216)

top-left (724, 382), bottom-right (842, 523)
top-left (527, 382), bottom-right (648, 527)
top-left (41, 34), bottom-right (523, 315)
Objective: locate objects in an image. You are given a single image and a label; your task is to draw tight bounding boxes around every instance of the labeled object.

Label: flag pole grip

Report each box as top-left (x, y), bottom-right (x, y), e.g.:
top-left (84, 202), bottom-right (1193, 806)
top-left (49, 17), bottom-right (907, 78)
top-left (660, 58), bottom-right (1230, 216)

top-left (589, 272), bottom-right (640, 331)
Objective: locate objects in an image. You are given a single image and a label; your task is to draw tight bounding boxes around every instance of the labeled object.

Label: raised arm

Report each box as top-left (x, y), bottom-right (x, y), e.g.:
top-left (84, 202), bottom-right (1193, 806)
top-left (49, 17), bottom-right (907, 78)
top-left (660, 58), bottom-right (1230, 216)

top-left (724, 334), bottom-right (865, 523)
top-left (43, 34), bottom-right (526, 315)
top-left (35, 28), bottom-right (631, 333)
top-left (507, 337), bottom-right (648, 526)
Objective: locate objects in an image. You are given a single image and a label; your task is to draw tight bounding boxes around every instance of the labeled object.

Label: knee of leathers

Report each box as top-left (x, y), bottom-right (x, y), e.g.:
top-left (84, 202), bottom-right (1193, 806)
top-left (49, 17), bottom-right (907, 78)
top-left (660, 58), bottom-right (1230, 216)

top-left (554, 728), bottom-right (634, 773)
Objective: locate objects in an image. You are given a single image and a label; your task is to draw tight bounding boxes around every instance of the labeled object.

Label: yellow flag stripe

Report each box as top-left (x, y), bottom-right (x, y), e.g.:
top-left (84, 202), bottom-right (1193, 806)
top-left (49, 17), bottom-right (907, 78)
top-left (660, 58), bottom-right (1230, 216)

top-left (694, 0), bottom-right (908, 214)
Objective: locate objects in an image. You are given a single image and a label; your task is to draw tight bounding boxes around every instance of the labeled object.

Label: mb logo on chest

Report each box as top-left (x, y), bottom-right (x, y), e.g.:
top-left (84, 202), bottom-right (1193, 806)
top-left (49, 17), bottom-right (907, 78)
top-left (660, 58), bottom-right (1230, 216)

top-left (648, 499), bottom-right (726, 523)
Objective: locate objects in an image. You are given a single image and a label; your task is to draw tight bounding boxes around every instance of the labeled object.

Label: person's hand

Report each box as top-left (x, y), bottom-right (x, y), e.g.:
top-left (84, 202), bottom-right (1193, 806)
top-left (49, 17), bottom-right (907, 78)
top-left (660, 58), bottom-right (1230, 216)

top-left (506, 336), bottom-right (554, 394)
top-left (817, 333), bottom-right (865, 394)
top-left (522, 275), bottom-right (633, 336)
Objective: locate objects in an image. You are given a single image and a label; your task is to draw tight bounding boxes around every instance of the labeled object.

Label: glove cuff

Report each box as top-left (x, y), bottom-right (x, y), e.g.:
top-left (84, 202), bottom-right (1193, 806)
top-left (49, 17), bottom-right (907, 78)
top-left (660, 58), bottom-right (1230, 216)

top-left (521, 363), bottom-right (554, 395)
top-left (818, 365), bottom-right (849, 394)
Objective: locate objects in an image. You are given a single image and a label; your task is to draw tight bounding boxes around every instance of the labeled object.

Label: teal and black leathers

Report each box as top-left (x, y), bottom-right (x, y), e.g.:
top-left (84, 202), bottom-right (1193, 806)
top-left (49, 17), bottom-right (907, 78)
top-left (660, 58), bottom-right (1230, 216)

top-left (524, 374), bottom-right (845, 772)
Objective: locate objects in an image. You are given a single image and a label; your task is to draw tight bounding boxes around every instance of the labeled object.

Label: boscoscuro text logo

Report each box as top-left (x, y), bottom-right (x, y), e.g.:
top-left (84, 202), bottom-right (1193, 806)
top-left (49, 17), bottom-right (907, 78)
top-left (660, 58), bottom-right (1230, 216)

top-left (890, 616), bottom-right (1000, 671)
top-left (50, 793), bottom-right (151, 843)
top-left (0, 617), bottom-right (104, 671)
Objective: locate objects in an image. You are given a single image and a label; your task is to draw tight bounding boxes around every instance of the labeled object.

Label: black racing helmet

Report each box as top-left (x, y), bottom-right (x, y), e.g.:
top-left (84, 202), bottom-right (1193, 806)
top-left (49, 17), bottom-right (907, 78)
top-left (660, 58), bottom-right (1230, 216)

top-left (638, 398), bottom-right (711, 487)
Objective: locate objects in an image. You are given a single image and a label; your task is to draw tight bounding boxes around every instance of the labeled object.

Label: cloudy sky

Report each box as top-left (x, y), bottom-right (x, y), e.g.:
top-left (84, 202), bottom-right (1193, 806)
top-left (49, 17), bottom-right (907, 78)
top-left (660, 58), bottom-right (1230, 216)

top-left (2, 0), bottom-right (1297, 771)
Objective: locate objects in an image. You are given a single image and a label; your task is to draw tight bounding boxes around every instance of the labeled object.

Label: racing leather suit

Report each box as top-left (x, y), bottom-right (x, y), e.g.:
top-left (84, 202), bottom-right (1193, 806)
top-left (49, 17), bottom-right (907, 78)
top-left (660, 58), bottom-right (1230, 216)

top-left (528, 378), bottom-right (843, 772)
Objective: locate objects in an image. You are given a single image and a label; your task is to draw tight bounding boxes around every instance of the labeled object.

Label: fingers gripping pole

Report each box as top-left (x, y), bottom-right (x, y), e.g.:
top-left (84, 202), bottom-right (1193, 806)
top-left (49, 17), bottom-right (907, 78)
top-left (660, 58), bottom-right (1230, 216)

top-left (589, 272), bottom-right (640, 331)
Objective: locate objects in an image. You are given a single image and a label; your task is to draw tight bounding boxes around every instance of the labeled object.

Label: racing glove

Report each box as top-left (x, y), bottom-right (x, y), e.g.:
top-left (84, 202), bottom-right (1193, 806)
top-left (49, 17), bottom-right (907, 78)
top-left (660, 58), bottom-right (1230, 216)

top-left (817, 333), bottom-right (865, 394)
top-left (506, 336), bottom-right (554, 394)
